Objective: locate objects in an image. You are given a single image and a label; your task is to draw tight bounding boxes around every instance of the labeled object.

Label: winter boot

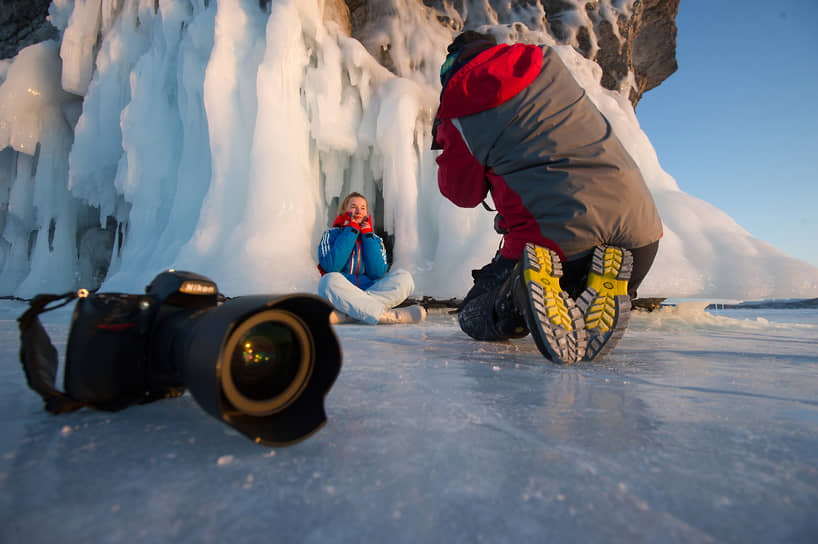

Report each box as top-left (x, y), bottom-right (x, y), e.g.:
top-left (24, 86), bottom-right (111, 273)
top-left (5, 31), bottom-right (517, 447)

top-left (513, 243), bottom-right (586, 364)
top-left (492, 271), bottom-right (529, 339)
top-left (378, 304), bottom-right (427, 324)
top-left (329, 311), bottom-right (357, 325)
top-left (577, 245), bottom-right (633, 361)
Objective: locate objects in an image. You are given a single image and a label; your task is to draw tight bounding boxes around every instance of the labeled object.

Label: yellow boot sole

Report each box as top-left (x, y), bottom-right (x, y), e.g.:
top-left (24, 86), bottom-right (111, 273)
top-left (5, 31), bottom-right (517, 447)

top-left (578, 246), bottom-right (633, 361)
top-left (516, 244), bottom-right (586, 364)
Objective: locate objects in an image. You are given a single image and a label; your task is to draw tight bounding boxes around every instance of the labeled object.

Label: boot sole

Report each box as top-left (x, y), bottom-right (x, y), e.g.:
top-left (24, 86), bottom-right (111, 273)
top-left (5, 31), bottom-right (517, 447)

top-left (517, 244), bottom-right (586, 364)
top-left (577, 246), bottom-right (633, 361)
top-left (329, 311), bottom-right (358, 325)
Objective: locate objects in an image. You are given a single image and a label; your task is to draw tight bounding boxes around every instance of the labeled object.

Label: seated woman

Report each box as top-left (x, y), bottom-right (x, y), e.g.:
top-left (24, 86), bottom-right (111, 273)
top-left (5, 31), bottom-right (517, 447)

top-left (317, 192), bottom-right (426, 325)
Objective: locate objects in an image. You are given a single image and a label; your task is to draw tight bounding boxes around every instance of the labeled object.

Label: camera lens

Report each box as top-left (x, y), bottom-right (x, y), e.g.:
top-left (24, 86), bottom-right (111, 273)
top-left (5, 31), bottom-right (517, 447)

top-left (231, 322), bottom-right (301, 400)
top-left (220, 310), bottom-right (314, 416)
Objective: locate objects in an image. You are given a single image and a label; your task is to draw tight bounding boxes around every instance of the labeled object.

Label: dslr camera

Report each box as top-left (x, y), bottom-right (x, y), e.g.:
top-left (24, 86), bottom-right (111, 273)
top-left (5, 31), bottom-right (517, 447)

top-left (18, 270), bottom-right (342, 446)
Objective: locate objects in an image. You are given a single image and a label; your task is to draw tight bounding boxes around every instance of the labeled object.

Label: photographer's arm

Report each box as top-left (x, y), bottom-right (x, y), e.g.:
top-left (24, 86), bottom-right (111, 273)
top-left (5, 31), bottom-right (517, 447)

top-left (435, 118), bottom-right (490, 208)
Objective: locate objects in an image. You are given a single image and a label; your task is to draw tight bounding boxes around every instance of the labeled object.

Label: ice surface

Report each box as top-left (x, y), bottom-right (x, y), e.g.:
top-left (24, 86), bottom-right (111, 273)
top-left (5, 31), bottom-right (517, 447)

top-left (0, 0), bottom-right (817, 300)
top-left (1, 300), bottom-right (816, 542)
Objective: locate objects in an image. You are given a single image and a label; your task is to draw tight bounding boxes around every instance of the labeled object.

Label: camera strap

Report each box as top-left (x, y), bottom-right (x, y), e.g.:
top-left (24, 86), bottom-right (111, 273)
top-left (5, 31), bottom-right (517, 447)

top-left (17, 292), bottom-right (89, 414)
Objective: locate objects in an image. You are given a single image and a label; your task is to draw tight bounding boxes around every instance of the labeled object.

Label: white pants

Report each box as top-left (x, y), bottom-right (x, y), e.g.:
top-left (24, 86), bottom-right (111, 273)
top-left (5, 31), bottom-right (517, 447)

top-left (317, 269), bottom-right (415, 325)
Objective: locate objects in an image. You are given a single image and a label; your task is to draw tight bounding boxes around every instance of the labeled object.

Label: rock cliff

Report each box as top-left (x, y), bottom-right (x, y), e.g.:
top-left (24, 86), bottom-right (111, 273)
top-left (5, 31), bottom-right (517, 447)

top-left (334, 0), bottom-right (679, 106)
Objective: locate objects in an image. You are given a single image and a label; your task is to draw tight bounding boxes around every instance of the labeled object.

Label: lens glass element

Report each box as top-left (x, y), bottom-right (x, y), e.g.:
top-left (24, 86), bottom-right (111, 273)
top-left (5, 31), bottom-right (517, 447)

top-left (230, 322), bottom-right (302, 402)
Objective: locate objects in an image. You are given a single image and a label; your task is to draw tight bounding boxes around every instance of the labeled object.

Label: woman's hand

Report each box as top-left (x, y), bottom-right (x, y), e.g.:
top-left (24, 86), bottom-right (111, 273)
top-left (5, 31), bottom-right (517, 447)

top-left (333, 212), bottom-right (360, 231)
top-left (359, 216), bottom-right (373, 234)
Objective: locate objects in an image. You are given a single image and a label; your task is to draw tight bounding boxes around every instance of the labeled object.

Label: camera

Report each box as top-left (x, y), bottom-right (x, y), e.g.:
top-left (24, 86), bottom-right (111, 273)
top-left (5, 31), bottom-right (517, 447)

top-left (18, 270), bottom-right (342, 446)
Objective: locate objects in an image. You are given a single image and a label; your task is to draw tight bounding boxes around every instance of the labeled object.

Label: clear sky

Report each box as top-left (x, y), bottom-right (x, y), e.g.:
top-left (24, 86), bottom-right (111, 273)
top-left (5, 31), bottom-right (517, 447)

top-left (636, 0), bottom-right (818, 268)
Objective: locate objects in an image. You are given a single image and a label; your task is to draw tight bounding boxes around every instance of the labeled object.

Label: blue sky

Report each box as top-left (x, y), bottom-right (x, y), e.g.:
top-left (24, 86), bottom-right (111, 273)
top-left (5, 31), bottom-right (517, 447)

top-left (636, 0), bottom-right (818, 268)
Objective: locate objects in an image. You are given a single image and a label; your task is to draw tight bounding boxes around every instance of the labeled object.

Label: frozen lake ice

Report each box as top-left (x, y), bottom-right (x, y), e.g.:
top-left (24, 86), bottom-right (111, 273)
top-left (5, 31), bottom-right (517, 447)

top-left (1, 300), bottom-right (816, 542)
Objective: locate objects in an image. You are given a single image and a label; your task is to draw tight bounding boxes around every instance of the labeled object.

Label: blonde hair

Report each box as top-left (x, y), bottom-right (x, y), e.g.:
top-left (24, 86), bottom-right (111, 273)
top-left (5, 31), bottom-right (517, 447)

top-left (338, 192), bottom-right (368, 214)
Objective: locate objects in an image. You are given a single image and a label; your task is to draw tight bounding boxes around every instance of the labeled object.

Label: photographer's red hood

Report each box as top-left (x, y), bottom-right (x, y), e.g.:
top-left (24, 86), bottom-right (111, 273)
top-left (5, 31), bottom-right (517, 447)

top-left (436, 43), bottom-right (543, 120)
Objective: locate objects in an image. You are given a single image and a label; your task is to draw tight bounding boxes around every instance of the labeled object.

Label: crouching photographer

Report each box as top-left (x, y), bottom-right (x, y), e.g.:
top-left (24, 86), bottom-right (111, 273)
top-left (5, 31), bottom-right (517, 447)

top-left (18, 270), bottom-right (342, 446)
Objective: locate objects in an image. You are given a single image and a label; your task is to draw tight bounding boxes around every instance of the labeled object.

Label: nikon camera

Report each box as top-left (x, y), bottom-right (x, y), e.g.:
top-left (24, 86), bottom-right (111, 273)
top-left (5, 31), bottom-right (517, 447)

top-left (18, 270), bottom-right (342, 446)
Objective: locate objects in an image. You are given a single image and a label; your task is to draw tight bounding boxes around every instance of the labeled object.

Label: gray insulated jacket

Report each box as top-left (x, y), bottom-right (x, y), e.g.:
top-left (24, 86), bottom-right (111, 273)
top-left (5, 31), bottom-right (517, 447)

top-left (434, 43), bottom-right (663, 261)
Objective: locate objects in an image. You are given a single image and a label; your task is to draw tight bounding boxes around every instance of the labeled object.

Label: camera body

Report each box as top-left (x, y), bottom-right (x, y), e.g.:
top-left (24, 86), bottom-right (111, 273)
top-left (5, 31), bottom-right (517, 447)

top-left (63, 270), bottom-right (217, 408)
top-left (35, 269), bottom-right (342, 445)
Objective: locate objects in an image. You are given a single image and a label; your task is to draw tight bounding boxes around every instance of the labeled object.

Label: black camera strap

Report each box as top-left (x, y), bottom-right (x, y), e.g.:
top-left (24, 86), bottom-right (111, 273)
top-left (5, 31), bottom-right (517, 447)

top-left (17, 292), bottom-right (89, 414)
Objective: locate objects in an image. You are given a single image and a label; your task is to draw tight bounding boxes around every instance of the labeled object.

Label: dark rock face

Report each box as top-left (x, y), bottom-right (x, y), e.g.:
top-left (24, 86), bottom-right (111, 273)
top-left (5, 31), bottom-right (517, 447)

top-left (543, 0), bottom-right (680, 105)
top-left (0, 0), bottom-right (58, 59)
top-left (323, 0), bottom-right (353, 35)
top-left (2, 0), bottom-right (677, 107)
top-left (337, 0), bottom-right (679, 107)
top-left (628, 0), bottom-right (680, 103)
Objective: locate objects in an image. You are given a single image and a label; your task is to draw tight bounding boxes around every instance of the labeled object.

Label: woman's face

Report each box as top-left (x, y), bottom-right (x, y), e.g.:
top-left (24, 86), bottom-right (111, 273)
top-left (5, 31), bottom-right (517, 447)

top-left (344, 196), bottom-right (368, 223)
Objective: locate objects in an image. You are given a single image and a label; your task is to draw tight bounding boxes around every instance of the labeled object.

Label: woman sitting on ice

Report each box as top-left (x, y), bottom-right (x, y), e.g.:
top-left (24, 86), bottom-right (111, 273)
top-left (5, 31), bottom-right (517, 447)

top-left (317, 192), bottom-right (426, 325)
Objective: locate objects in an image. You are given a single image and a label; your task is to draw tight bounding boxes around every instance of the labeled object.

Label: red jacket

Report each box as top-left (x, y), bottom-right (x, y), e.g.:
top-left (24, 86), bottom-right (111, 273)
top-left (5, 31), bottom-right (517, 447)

top-left (435, 44), bottom-right (662, 261)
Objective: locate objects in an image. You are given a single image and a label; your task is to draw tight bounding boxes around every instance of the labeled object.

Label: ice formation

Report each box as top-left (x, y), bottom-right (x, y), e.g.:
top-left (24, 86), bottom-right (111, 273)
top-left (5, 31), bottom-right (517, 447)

top-left (1, 0), bottom-right (817, 300)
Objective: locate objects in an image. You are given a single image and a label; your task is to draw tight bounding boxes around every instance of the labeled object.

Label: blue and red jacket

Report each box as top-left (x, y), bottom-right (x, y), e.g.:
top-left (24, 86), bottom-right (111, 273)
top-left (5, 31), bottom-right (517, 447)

top-left (435, 43), bottom-right (662, 261)
top-left (317, 220), bottom-right (388, 291)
